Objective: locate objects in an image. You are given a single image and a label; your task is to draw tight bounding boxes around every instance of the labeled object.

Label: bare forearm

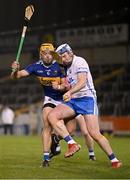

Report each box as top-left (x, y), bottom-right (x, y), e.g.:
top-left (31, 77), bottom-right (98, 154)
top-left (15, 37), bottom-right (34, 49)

top-left (69, 81), bottom-right (86, 95)
top-left (11, 70), bottom-right (29, 79)
top-left (63, 81), bottom-right (86, 102)
top-left (69, 73), bottom-right (87, 95)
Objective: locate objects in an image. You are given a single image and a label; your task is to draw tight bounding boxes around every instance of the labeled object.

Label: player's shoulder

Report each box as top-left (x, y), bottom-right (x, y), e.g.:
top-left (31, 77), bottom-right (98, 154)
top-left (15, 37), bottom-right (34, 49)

top-left (25, 60), bottom-right (41, 68)
top-left (74, 55), bottom-right (86, 61)
top-left (52, 60), bottom-right (61, 68)
top-left (53, 60), bottom-right (59, 65)
top-left (35, 59), bottom-right (43, 65)
top-left (74, 55), bottom-right (88, 65)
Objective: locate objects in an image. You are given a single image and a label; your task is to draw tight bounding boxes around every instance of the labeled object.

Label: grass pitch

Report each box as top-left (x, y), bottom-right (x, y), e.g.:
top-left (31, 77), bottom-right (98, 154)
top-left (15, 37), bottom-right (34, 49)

top-left (0, 135), bottom-right (129, 179)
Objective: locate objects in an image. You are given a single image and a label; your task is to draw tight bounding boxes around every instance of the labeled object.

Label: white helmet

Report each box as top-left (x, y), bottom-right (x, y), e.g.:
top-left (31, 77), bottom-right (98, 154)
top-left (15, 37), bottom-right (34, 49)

top-left (56, 44), bottom-right (72, 55)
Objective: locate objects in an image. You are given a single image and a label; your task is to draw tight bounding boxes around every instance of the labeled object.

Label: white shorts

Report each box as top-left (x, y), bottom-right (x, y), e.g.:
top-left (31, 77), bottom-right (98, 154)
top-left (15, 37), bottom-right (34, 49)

top-left (43, 96), bottom-right (62, 108)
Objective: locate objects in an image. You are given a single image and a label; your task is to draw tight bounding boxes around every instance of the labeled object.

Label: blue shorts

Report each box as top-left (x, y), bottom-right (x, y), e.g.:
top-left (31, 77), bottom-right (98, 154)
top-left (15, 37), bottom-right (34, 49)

top-left (64, 96), bottom-right (98, 115)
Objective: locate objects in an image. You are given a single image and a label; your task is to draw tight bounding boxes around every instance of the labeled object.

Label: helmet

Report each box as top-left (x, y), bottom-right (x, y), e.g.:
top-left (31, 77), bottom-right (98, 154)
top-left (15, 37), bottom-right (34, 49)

top-left (40, 43), bottom-right (54, 53)
top-left (56, 43), bottom-right (72, 55)
top-left (39, 43), bottom-right (62, 64)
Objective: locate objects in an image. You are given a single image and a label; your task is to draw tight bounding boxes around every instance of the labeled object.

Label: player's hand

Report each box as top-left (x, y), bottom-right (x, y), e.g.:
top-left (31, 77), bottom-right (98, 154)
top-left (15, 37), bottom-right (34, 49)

top-left (52, 81), bottom-right (60, 90)
top-left (11, 61), bottom-right (20, 71)
top-left (63, 91), bottom-right (71, 102)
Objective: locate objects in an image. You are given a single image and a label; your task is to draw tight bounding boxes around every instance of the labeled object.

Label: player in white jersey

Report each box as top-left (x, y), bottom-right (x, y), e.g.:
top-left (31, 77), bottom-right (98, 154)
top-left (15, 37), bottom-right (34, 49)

top-left (65, 54), bottom-right (97, 100)
top-left (48, 43), bottom-right (122, 168)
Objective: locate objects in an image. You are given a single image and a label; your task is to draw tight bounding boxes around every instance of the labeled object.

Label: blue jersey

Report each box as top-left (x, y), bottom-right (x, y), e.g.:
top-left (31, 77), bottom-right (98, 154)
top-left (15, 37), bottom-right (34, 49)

top-left (25, 60), bottom-right (65, 101)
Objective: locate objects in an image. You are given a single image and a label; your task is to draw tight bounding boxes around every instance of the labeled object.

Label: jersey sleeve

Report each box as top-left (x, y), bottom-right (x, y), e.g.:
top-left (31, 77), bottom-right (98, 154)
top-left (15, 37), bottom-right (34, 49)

top-left (76, 57), bottom-right (89, 74)
top-left (24, 63), bottom-right (35, 75)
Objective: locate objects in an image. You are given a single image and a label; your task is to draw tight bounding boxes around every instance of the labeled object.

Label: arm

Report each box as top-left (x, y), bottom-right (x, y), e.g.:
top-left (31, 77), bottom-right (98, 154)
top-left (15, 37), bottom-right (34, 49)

top-left (11, 69), bottom-right (29, 79)
top-left (11, 61), bottom-right (30, 79)
top-left (69, 72), bottom-right (87, 94)
top-left (52, 77), bottom-right (69, 91)
top-left (63, 72), bottom-right (87, 101)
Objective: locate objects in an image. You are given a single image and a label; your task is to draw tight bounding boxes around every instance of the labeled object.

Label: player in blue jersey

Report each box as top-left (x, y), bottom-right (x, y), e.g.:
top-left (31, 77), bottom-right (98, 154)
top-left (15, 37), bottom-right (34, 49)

top-left (11, 43), bottom-right (81, 167)
top-left (48, 43), bottom-right (122, 168)
top-left (11, 43), bottom-right (65, 166)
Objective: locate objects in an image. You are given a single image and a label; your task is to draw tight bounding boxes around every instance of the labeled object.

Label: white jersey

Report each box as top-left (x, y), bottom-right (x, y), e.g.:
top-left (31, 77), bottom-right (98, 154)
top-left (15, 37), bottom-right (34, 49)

top-left (66, 55), bottom-right (97, 99)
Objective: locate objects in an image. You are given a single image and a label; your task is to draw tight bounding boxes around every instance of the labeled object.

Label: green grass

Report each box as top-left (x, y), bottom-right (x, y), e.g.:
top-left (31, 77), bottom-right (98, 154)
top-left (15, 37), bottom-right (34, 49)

top-left (0, 135), bottom-right (130, 179)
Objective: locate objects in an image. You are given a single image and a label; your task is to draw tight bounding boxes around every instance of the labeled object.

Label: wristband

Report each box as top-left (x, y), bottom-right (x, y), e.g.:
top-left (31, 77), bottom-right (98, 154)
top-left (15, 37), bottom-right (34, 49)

top-left (57, 85), bottom-right (61, 90)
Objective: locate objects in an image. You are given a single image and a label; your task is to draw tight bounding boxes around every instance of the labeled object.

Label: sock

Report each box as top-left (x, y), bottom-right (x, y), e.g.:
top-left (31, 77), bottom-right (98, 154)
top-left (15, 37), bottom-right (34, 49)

top-left (89, 149), bottom-right (95, 156)
top-left (64, 135), bottom-right (76, 144)
top-left (43, 152), bottom-right (50, 161)
top-left (108, 153), bottom-right (119, 162)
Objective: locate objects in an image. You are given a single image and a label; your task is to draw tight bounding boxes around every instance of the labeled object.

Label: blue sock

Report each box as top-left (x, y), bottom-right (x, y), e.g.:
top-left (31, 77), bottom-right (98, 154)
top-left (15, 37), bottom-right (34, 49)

top-left (43, 152), bottom-right (49, 161)
top-left (108, 153), bottom-right (116, 160)
top-left (64, 135), bottom-right (72, 142)
top-left (89, 149), bottom-right (94, 153)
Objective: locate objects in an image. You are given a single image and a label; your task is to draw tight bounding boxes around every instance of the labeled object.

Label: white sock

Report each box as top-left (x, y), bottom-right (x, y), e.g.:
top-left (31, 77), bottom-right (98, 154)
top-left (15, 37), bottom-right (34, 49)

top-left (89, 151), bottom-right (95, 156)
top-left (68, 139), bottom-right (76, 144)
top-left (111, 158), bottom-right (119, 163)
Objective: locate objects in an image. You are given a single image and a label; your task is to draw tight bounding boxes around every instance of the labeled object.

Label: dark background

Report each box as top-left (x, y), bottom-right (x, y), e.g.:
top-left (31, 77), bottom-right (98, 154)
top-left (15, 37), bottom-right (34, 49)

top-left (0, 0), bottom-right (129, 33)
top-left (0, 0), bottom-right (130, 117)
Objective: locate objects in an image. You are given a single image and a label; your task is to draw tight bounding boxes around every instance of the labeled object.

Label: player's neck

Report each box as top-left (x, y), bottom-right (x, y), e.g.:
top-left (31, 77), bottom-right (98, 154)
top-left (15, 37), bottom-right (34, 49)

top-left (43, 62), bottom-right (52, 66)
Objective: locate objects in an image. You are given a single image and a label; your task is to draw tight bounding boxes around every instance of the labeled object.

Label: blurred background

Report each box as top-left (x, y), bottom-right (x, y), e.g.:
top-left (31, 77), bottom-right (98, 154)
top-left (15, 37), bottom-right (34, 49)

top-left (0, 0), bottom-right (130, 136)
